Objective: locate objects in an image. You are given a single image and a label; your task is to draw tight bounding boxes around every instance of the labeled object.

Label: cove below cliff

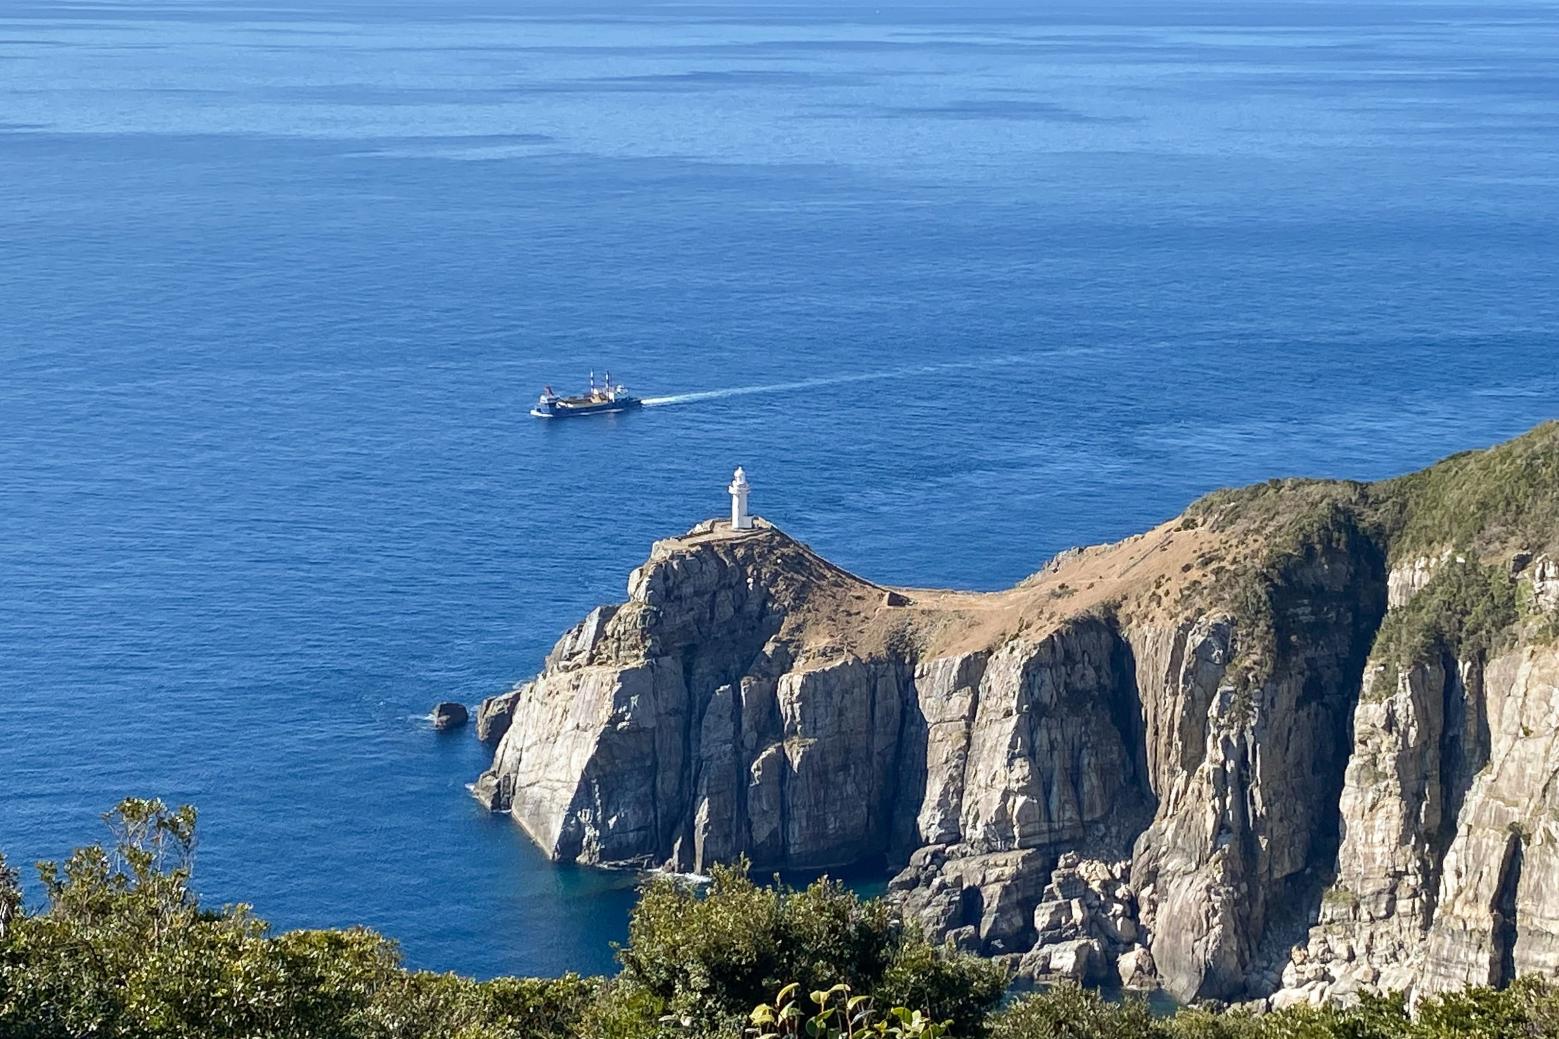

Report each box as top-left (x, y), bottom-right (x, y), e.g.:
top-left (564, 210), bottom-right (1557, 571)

top-left (473, 423), bottom-right (1559, 1008)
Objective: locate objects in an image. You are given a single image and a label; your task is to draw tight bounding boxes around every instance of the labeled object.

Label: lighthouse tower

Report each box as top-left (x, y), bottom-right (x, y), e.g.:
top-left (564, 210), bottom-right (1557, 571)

top-left (728, 467), bottom-right (752, 530)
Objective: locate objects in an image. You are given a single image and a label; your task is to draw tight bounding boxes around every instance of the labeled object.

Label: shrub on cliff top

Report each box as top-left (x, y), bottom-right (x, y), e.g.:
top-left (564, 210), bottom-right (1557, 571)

top-left (1185, 422), bottom-right (1559, 564)
top-left (1185, 478), bottom-right (1367, 537)
top-left (1173, 424), bottom-right (1558, 692)
top-left (1180, 487), bottom-right (1383, 694)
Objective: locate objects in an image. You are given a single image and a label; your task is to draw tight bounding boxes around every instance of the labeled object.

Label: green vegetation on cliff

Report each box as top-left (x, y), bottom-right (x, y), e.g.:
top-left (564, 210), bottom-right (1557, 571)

top-left (1372, 557), bottom-right (1521, 676)
top-left (1182, 423), bottom-right (1558, 685)
top-left (1181, 481), bottom-right (1382, 691)
top-left (1188, 421), bottom-right (1559, 564)
top-left (1375, 421), bottom-right (1559, 562)
top-left (8, 801), bottom-right (1559, 1039)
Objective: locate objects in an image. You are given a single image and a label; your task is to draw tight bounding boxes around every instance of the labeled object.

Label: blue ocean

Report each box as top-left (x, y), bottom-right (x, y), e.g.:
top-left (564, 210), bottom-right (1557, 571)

top-left (3, 0), bottom-right (1557, 979)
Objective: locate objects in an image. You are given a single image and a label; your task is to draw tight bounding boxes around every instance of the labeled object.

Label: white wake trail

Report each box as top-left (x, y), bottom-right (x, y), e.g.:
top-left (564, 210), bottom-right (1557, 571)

top-left (640, 354), bottom-right (1035, 408)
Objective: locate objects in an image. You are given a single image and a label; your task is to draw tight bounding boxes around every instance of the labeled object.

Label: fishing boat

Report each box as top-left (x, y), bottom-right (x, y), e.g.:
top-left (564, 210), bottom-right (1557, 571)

top-left (530, 371), bottom-right (642, 419)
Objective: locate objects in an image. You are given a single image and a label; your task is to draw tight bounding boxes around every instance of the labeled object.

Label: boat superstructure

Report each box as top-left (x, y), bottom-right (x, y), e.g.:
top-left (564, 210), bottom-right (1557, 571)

top-left (530, 371), bottom-right (642, 419)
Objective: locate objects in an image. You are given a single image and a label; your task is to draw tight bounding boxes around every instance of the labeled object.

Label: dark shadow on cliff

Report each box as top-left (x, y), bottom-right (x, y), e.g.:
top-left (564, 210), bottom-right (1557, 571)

top-left (889, 661), bottom-right (932, 865)
top-left (1103, 619), bottom-right (1157, 835)
top-left (1494, 828), bottom-right (1524, 988)
top-left (1252, 510), bottom-right (1391, 995)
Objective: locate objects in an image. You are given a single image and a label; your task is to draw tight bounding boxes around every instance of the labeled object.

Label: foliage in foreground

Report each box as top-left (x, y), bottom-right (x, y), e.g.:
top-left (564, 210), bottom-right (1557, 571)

top-left (8, 801), bottom-right (1559, 1038)
top-left (989, 980), bottom-right (1559, 1039)
top-left (0, 800), bottom-right (997, 1039)
top-left (747, 981), bottom-right (950, 1038)
top-left (619, 862), bottom-right (1005, 1037)
top-left (0, 800), bottom-right (596, 1039)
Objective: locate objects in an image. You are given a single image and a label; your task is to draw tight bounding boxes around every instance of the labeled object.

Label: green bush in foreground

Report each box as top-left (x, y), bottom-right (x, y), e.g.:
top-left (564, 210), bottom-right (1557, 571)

top-left (747, 981), bottom-right (950, 1038)
top-left (0, 800), bottom-right (997, 1039)
top-left (987, 981), bottom-right (1559, 1039)
top-left (0, 800), bottom-right (595, 1039)
top-left (617, 861), bottom-right (1004, 1037)
top-left (7, 800), bottom-right (1559, 1038)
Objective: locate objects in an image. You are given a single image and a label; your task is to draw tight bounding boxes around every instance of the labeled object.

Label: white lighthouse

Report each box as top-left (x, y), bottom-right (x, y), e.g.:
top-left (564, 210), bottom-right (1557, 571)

top-left (728, 467), bottom-right (752, 530)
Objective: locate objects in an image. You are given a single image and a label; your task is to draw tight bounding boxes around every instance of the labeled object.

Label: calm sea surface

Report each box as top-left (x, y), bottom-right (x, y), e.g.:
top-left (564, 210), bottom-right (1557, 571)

top-left (3, 0), bottom-right (1558, 978)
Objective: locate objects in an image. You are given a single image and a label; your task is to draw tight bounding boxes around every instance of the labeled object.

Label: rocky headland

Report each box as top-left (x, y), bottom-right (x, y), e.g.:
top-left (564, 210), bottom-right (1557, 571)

top-left (473, 424), bottom-right (1559, 1007)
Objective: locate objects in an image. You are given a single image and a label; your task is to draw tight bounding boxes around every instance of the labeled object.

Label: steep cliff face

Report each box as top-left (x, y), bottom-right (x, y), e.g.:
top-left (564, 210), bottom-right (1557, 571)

top-left (476, 423), bottom-right (1559, 1004)
top-left (1275, 556), bottom-right (1559, 1007)
top-left (474, 518), bottom-right (902, 869)
top-left (1130, 518), bottom-right (1387, 1001)
top-left (1264, 419), bottom-right (1559, 1008)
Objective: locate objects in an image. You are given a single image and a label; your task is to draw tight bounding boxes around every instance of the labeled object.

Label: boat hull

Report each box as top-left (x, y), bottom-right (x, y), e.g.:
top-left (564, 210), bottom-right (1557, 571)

top-left (531, 396), bottom-right (643, 419)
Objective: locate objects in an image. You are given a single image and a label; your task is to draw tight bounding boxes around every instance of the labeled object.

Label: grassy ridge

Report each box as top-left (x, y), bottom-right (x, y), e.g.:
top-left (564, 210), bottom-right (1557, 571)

top-left (1186, 421), bottom-right (1559, 562)
top-left (1375, 421), bottom-right (1559, 562)
top-left (1182, 423), bottom-right (1559, 681)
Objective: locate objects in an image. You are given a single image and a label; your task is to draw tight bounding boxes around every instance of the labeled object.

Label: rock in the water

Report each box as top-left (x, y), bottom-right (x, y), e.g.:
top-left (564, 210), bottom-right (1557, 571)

top-left (430, 701), bottom-right (468, 731)
top-left (475, 686), bottom-right (524, 744)
top-left (472, 769), bottom-right (513, 812)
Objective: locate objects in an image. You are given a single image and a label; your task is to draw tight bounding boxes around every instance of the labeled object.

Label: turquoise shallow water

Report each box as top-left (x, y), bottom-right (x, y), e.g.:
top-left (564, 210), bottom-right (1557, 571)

top-left (3, 0), bottom-right (1558, 978)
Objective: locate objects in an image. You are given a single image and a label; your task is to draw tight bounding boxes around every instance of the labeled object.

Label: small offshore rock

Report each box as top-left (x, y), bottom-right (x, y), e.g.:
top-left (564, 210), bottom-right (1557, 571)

top-left (431, 701), bottom-right (469, 731)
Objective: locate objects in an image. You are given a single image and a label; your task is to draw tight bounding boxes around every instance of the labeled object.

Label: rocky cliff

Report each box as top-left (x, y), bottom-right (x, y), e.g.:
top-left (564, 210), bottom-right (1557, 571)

top-left (475, 424), bottom-right (1559, 1005)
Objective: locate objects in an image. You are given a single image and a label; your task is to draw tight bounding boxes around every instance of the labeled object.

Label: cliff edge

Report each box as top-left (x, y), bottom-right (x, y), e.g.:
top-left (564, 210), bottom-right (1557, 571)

top-left (474, 424), bottom-right (1559, 1005)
